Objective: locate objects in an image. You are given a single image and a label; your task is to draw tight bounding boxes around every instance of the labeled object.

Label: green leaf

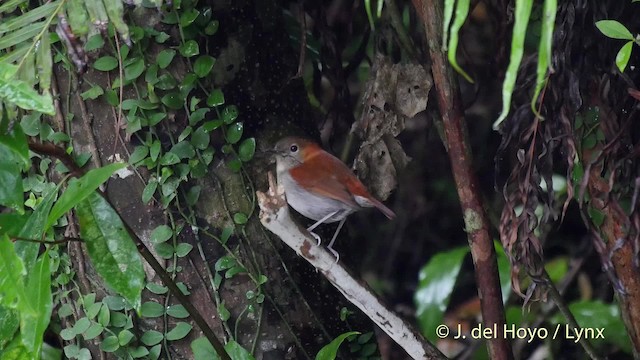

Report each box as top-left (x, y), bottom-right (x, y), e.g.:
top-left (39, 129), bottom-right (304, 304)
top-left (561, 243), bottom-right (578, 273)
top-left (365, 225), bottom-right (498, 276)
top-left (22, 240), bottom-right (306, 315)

top-left (0, 306), bottom-right (19, 350)
top-left (550, 300), bottom-right (631, 353)
top-left (100, 335), bottom-right (120, 352)
top-left (140, 301), bottom-right (164, 318)
top-left (170, 141), bottom-right (195, 159)
top-left (446, 0), bottom-right (473, 83)
top-left (175, 243), bottom-right (193, 257)
top-left (150, 225), bottom-right (173, 243)
top-left (194, 56), bottom-right (216, 78)
top-left (179, 40), bottom-right (200, 58)
top-left (166, 304), bottom-right (189, 318)
top-left (47, 162), bottom-right (126, 230)
top-left (615, 41), bottom-right (633, 73)
top-left (0, 235), bottom-right (28, 311)
top-left (16, 187), bottom-right (56, 270)
top-left (165, 322), bottom-right (192, 341)
top-left (161, 92), bottom-right (185, 110)
top-left (226, 122), bottom-right (243, 144)
top-left (84, 34), bottom-right (104, 51)
top-left (215, 256), bottom-right (236, 271)
top-left (493, 0), bottom-right (534, 130)
top-left (531, 0), bottom-right (557, 116)
top-left (118, 329), bottom-right (135, 346)
top-left (222, 105), bottom-right (239, 124)
top-left (180, 8), bottom-right (200, 27)
top-left (156, 49), bottom-right (176, 69)
top-left (238, 138), bottom-right (256, 162)
top-left (495, 241), bottom-right (512, 303)
top-left (0, 148), bottom-right (24, 213)
top-left (204, 20), bottom-right (219, 35)
top-left (145, 282), bottom-right (168, 295)
top-left (80, 85), bottom-right (104, 100)
top-left (222, 340), bottom-right (254, 359)
top-left (142, 180), bottom-right (158, 204)
top-left (191, 337), bottom-right (219, 360)
top-left (206, 89), bottom-right (225, 107)
top-left (0, 63), bottom-right (54, 114)
top-left (76, 192), bottom-right (145, 311)
top-left (233, 213), bottom-right (248, 225)
top-left (160, 152), bottom-right (180, 166)
top-left (20, 252), bottom-right (52, 356)
top-left (595, 20), bottom-right (634, 40)
top-left (414, 246), bottom-right (469, 341)
top-left (315, 331), bottom-right (360, 360)
top-left (125, 58), bottom-right (145, 82)
top-left (93, 56), bottom-right (119, 71)
top-left (141, 330), bottom-right (164, 346)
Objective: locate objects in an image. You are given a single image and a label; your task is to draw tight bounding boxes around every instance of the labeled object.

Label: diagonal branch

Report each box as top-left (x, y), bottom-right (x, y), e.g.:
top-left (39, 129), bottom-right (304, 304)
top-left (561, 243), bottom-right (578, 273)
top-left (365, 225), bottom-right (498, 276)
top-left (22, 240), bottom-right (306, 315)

top-left (412, 1), bottom-right (513, 359)
top-left (257, 172), bottom-right (446, 360)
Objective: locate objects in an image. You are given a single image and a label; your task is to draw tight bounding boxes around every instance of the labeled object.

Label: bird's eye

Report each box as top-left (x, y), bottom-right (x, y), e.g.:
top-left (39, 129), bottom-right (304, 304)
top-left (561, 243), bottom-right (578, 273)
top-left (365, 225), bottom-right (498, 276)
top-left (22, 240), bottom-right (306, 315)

top-left (290, 144), bottom-right (298, 153)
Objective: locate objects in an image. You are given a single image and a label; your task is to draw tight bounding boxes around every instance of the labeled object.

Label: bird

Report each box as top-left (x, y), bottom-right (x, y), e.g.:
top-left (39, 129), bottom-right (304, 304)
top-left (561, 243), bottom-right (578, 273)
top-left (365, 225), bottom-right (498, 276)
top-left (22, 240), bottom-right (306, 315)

top-left (272, 136), bottom-right (396, 260)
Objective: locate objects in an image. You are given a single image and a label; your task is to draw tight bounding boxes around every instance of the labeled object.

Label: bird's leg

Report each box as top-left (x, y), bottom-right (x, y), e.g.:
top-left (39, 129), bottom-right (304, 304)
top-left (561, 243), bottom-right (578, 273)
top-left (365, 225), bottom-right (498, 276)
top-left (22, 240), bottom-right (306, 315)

top-left (306, 210), bottom-right (339, 245)
top-left (327, 217), bottom-right (347, 263)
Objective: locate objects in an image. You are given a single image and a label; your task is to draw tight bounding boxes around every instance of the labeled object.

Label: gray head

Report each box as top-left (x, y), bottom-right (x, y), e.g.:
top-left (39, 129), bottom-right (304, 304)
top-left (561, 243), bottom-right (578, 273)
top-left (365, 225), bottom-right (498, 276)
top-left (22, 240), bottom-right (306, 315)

top-left (273, 136), bottom-right (313, 172)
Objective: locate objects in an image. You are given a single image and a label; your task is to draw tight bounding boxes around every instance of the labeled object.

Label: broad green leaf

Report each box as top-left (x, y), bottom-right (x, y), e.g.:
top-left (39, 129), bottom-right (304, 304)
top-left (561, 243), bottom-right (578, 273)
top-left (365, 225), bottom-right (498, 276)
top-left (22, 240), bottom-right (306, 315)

top-left (161, 92), bottom-right (184, 110)
top-left (550, 300), bottom-right (631, 353)
top-left (0, 0), bottom-right (28, 13)
top-left (238, 138), bottom-right (255, 162)
top-left (47, 162), bottom-right (126, 230)
top-left (165, 322), bottom-right (192, 341)
top-left (595, 20), bottom-right (634, 40)
top-left (80, 85), bottom-right (104, 100)
top-left (170, 141), bottom-right (195, 159)
top-left (150, 225), bottom-right (172, 243)
top-left (140, 301), bottom-right (164, 318)
top-left (156, 49), bottom-right (176, 69)
top-left (0, 120), bottom-right (29, 170)
top-left (0, 305), bottom-right (19, 349)
top-left (0, 147), bottom-right (24, 213)
top-left (315, 331), bottom-right (359, 360)
top-left (125, 58), bottom-right (145, 82)
top-left (179, 40), bottom-right (200, 58)
top-left (233, 213), bottom-right (248, 225)
top-left (0, 63), bottom-right (54, 114)
top-left (615, 41), bottom-right (633, 73)
top-left (206, 89), bottom-right (225, 107)
top-left (166, 304), bottom-right (189, 318)
top-left (531, 0), bottom-right (557, 116)
top-left (93, 56), bottom-right (119, 71)
top-left (493, 0), bottom-right (534, 129)
top-left (447, 0), bottom-right (473, 83)
top-left (0, 235), bottom-right (29, 311)
top-left (225, 122), bottom-right (243, 144)
top-left (180, 8), bottom-right (200, 27)
top-left (224, 340), bottom-right (255, 360)
top-left (16, 187), bottom-right (56, 270)
top-left (141, 330), bottom-right (163, 346)
top-left (20, 252), bottom-right (52, 355)
top-left (191, 337), bottom-right (219, 360)
top-left (414, 246), bottom-right (469, 341)
top-left (76, 192), bottom-right (145, 311)
top-left (193, 55), bottom-right (216, 78)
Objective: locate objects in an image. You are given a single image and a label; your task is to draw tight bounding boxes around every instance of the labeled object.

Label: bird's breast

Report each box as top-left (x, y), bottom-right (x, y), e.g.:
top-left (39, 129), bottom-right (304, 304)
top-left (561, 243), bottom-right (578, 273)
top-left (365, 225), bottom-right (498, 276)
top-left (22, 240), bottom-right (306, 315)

top-left (277, 170), bottom-right (354, 222)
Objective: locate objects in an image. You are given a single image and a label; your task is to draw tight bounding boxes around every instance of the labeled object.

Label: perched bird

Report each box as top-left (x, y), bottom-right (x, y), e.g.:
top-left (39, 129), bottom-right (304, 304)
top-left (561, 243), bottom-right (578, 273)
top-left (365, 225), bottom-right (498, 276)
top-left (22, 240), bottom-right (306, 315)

top-left (273, 136), bottom-right (395, 260)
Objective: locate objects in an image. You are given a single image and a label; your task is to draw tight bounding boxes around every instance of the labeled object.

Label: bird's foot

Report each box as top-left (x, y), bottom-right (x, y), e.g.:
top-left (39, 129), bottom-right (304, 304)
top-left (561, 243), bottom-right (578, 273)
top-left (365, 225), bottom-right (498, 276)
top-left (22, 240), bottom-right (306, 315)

top-left (308, 230), bottom-right (322, 246)
top-left (328, 246), bottom-right (340, 263)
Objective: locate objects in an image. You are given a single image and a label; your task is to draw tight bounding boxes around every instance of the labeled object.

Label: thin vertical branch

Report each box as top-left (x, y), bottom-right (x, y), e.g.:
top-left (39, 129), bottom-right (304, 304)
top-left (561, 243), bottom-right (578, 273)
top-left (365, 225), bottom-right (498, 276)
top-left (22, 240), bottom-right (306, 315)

top-left (412, 1), bottom-right (513, 359)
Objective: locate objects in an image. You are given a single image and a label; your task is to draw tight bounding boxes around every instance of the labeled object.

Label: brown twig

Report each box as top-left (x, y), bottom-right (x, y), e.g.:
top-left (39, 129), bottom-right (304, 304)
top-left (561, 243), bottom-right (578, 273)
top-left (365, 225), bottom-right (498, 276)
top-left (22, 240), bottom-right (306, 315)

top-left (413, 0), bottom-right (513, 359)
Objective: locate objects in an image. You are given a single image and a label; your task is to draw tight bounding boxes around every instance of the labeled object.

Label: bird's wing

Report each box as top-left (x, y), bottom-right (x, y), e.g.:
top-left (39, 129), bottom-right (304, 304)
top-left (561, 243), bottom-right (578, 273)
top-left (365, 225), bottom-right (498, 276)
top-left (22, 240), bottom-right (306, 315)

top-left (288, 154), bottom-right (361, 209)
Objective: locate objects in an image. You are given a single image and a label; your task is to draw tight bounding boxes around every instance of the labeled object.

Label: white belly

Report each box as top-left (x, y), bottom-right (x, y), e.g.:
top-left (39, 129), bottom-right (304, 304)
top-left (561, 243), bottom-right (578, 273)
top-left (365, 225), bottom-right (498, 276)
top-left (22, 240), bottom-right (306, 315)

top-left (277, 170), bottom-right (355, 222)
